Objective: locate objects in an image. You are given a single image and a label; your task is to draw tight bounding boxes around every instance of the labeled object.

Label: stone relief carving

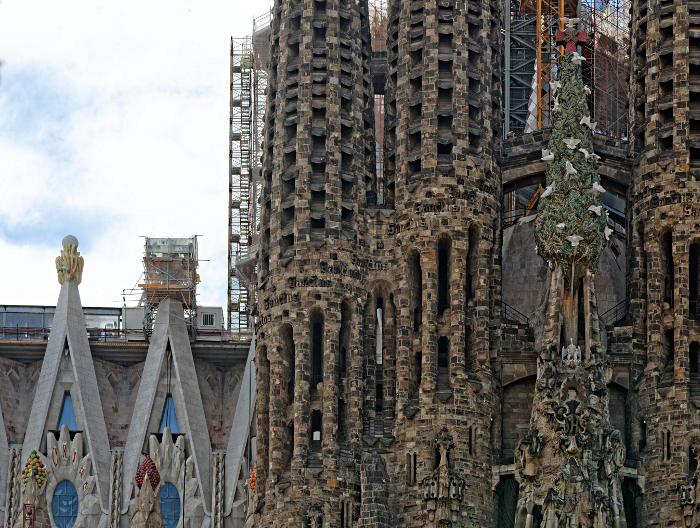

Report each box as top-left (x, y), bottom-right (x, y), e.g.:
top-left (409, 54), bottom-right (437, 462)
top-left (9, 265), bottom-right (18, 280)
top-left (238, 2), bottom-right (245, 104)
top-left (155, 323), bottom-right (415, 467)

top-left (681, 445), bottom-right (700, 527)
top-left (422, 427), bottom-right (464, 528)
top-left (45, 425), bottom-right (105, 528)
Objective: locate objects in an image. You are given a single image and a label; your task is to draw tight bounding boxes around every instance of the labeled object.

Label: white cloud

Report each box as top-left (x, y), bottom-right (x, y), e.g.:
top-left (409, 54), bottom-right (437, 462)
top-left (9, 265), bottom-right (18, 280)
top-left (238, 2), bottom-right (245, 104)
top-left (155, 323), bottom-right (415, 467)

top-left (0, 0), bottom-right (269, 315)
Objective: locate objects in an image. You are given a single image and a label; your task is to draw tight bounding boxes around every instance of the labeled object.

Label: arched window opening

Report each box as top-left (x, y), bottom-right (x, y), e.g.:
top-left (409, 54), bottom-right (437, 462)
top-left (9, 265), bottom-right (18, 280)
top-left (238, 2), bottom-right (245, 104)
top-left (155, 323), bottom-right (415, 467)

top-left (311, 411), bottom-right (322, 454)
top-left (437, 337), bottom-right (450, 393)
top-left (691, 342), bottom-right (700, 376)
top-left (438, 337), bottom-right (449, 368)
top-left (639, 420), bottom-right (647, 454)
top-left (310, 313), bottom-right (324, 390)
top-left (437, 237), bottom-right (451, 315)
top-left (408, 251), bottom-right (422, 331)
top-left (159, 395), bottom-right (179, 434)
top-left (412, 351), bottom-right (423, 396)
top-left (661, 231), bottom-right (674, 306)
top-left (663, 329), bottom-right (674, 377)
top-left (376, 297), bottom-right (384, 366)
top-left (690, 446), bottom-right (698, 478)
top-left (376, 384), bottom-right (384, 414)
top-left (286, 420), bottom-right (295, 468)
top-left (160, 482), bottom-right (181, 528)
top-left (691, 241), bottom-right (700, 320)
top-left (467, 225), bottom-right (479, 302)
top-left (281, 324), bottom-right (295, 405)
top-left (58, 393), bottom-right (77, 431)
top-left (53, 480), bottom-right (78, 528)
top-left (340, 300), bottom-right (351, 380)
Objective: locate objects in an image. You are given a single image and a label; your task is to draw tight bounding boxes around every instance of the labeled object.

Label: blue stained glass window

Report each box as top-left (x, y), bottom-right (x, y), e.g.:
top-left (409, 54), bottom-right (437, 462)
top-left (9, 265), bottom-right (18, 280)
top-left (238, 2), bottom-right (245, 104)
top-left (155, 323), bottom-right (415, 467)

top-left (159, 396), bottom-right (179, 434)
top-left (160, 482), bottom-right (181, 528)
top-left (59, 394), bottom-right (77, 431)
top-left (52, 480), bottom-right (78, 528)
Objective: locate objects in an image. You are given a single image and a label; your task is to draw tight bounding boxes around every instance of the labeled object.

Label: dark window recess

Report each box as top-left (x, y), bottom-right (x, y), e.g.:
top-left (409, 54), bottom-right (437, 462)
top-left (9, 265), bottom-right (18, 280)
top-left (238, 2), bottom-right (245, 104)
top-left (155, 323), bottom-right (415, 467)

top-left (376, 383), bottom-right (384, 413)
top-left (438, 337), bottom-right (449, 368)
top-left (690, 342), bottom-right (699, 375)
top-left (310, 314), bottom-right (324, 389)
top-left (437, 238), bottom-right (451, 315)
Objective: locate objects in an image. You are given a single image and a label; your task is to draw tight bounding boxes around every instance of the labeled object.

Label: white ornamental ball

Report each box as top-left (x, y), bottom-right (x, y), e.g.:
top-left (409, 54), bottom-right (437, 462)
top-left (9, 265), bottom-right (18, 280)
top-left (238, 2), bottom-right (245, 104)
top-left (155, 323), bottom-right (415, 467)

top-left (62, 235), bottom-right (79, 248)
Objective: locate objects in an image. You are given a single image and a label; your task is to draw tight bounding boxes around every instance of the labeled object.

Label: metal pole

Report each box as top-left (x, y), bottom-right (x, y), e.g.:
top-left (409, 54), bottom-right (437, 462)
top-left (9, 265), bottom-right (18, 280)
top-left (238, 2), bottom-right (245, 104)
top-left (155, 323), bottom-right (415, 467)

top-left (505, 0), bottom-right (512, 137)
top-left (536, 0), bottom-right (543, 130)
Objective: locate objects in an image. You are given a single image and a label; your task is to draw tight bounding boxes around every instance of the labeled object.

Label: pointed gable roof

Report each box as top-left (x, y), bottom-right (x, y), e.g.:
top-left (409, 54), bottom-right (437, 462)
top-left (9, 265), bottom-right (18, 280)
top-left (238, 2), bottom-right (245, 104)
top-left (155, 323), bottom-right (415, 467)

top-left (22, 280), bottom-right (112, 511)
top-left (121, 298), bottom-right (212, 514)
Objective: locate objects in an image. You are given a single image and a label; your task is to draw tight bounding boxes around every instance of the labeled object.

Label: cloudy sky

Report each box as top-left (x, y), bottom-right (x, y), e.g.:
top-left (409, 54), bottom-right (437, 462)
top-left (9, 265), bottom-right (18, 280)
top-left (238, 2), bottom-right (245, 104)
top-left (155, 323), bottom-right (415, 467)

top-left (0, 0), bottom-right (271, 317)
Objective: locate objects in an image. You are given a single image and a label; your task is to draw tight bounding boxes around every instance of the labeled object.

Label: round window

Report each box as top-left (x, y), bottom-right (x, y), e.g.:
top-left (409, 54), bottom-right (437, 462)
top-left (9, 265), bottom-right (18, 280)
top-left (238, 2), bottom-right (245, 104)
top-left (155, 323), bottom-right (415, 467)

top-left (160, 482), bottom-right (181, 528)
top-left (52, 480), bottom-right (78, 528)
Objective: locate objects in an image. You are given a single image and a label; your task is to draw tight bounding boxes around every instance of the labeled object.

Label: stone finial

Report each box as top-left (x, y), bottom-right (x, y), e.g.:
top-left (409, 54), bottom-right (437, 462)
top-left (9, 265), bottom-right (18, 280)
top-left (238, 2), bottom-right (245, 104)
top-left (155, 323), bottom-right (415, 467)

top-left (56, 235), bottom-right (84, 285)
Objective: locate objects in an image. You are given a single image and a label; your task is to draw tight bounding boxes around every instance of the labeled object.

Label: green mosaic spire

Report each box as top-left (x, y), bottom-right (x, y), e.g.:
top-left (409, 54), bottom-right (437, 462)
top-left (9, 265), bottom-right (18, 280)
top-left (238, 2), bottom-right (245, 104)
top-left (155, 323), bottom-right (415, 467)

top-left (534, 52), bottom-right (608, 275)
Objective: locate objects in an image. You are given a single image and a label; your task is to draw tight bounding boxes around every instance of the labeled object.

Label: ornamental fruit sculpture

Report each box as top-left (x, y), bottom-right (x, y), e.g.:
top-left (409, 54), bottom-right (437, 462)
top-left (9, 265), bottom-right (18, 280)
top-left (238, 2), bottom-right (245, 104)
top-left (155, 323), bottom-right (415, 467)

top-left (534, 23), bottom-right (609, 277)
top-left (23, 450), bottom-right (49, 487)
top-left (56, 235), bottom-right (84, 286)
top-left (135, 455), bottom-right (161, 489)
top-left (249, 465), bottom-right (256, 493)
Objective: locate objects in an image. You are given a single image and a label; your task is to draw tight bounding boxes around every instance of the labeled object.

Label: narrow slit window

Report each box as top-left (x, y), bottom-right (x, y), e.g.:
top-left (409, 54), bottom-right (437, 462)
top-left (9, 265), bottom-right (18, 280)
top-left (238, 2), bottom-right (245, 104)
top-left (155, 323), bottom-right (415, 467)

top-left (58, 393), bottom-right (78, 431)
top-left (160, 395), bottom-right (179, 434)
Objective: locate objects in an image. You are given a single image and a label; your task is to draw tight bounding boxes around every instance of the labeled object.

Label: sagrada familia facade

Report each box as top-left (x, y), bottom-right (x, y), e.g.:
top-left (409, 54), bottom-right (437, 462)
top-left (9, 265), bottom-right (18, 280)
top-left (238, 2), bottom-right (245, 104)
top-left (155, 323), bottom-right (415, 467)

top-left (248, 0), bottom-right (700, 525)
top-left (3, 0), bottom-right (700, 525)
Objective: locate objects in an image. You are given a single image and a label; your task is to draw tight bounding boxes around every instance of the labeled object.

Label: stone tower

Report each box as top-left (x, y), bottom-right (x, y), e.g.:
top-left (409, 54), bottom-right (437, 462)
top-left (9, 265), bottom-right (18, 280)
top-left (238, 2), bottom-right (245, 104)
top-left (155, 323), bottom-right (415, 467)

top-left (385, 0), bottom-right (503, 525)
top-left (628, 0), bottom-right (700, 519)
top-left (254, 0), bottom-right (375, 524)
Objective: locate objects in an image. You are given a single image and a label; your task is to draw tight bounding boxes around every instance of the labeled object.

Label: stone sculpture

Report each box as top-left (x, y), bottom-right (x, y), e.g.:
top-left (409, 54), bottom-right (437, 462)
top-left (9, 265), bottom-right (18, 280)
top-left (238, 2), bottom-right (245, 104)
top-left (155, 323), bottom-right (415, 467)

top-left (422, 427), bottom-right (465, 528)
top-left (56, 235), bottom-right (84, 285)
top-left (130, 458), bottom-right (163, 528)
top-left (514, 20), bottom-right (627, 527)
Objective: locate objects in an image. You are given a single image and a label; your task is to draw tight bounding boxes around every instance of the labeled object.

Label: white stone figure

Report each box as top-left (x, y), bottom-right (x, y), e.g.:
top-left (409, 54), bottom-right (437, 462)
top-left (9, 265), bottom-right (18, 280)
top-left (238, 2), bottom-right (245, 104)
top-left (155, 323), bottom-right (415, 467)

top-left (591, 153), bottom-right (601, 162)
top-left (556, 223), bottom-right (566, 232)
top-left (592, 182), bottom-right (606, 195)
top-left (571, 52), bottom-right (586, 65)
top-left (563, 138), bottom-right (581, 150)
top-left (553, 97), bottom-right (561, 114)
top-left (542, 149), bottom-right (555, 161)
top-left (376, 307), bottom-right (383, 365)
top-left (588, 205), bottom-right (602, 216)
top-left (584, 85), bottom-right (591, 95)
top-left (565, 161), bottom-right (579, 179)
top-left (578, 147), bottom-right (592, 160)
top-left (567, 235), bottom-right (583, 247)
top-left (604, 226), bottom-right (613, 241)
top-left (580, 116), bottom-right (591, 127)
top-left (541, 183), bottom-right (556, 199)
top-left (587, 121), bottom-right (597, 131)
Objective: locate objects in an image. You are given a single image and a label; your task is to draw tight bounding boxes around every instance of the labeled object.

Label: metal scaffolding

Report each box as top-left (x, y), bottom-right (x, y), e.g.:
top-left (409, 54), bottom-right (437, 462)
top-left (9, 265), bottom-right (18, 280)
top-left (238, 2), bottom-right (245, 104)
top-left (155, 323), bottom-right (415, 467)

top-left (504, 0), bottom-right (537, 136)
top-left (228, 37), bottom-right (253, 333)
top-left (505, 0), bottom-right (630, 137)
top-left (139, 237), bottom-right (199, 337)
top-left (228, 12), bottom-right (272, 333)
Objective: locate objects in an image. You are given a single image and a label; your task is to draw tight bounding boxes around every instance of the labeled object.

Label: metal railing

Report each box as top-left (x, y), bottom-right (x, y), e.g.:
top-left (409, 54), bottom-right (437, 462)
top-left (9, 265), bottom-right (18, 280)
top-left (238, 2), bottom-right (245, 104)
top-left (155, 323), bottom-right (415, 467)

top-left (502, 302), bottom-right (530, 325)
top-left (601, 300), bottom-right (628, 326)
top-left (0, 326), bottom-right (253, 343)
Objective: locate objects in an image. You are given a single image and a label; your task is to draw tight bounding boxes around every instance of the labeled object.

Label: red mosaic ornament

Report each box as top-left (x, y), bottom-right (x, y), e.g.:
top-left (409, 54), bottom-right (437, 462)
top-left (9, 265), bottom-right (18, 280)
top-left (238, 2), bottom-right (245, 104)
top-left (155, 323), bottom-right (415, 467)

top-left (135, 455), bottom-right (160, 489)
